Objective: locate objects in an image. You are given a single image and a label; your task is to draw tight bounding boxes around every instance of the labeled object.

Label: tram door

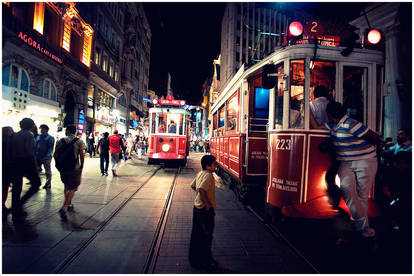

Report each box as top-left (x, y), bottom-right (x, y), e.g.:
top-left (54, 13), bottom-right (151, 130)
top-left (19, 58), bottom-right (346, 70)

top-left (342, 66), bottom-right (368, 124)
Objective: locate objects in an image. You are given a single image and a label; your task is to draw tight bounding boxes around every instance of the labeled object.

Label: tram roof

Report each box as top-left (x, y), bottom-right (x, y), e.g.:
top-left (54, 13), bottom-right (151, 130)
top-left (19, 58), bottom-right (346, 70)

top-left (149, 107), bottom-right (191, 115)
top-left (211, 44), bottom-right (384, 114)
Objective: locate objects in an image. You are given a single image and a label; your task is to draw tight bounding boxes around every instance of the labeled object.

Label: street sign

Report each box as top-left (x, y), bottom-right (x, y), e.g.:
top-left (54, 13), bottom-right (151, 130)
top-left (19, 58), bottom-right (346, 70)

top-left (142, 97), bottom-right (152, 103)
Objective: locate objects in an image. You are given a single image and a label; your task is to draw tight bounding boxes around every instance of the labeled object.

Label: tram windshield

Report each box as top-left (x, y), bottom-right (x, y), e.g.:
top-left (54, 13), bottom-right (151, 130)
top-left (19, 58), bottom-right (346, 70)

top-left (290, 60), bottom-right (305, 129)
top-left (151, 112), bottom-right (185, 135)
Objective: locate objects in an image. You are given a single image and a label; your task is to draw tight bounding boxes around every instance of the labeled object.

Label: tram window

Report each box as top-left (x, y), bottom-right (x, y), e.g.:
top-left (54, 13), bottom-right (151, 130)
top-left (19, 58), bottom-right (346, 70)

top-left (254, 88), bottom-right (269, 118)
top-left (218, 107), bottom-right (225, 135)
top-left (157, 114), bottom-right (167, 133)
top-left (309, 61), bottom-right (336, 127)
top-left (290, 60), bottom-right (304, 129)
top-left (275, 63), bottom-right (284, 129)
top-left (213, 113), bottom-right (218, 131)
top-left (227, 93), bottom-right (238, 133)
top-left (343, 66), bottom-right (366, 123)
top-left (151, 113), bottom-right (156, 134)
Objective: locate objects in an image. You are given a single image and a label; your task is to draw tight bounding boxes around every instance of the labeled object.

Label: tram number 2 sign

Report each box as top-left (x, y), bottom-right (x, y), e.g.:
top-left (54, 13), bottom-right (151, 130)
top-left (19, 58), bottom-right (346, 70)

top-left (267, 134), bottom-right (304, 207)
top-left (304, 20), bottom-right (324, 37)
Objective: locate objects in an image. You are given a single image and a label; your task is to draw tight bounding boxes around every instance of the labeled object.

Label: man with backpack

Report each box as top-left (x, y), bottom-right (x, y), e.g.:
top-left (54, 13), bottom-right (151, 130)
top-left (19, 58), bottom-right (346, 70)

top-left (53, 125), bottom-right (85, 221)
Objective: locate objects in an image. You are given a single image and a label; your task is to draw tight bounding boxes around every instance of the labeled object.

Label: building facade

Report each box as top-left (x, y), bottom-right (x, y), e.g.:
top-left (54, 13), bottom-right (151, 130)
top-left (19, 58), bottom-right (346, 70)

top-left (220, 3), bottom-right (288, 91)
top-left (77, 2), bottom-right (125, 136)
top-left (123, 2), bottom-right (152, 136)
top-left (2, 2), bottom-right (93, 138)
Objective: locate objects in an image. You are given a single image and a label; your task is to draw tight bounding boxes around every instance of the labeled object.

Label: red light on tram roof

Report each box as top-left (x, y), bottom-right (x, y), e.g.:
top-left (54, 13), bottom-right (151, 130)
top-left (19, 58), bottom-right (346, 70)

top-left (180, 100), bottom-right (186, 106)
top-left (367, 29), bottom-right (381, 45)
top-left (289, 21), bottom-right (303, 37)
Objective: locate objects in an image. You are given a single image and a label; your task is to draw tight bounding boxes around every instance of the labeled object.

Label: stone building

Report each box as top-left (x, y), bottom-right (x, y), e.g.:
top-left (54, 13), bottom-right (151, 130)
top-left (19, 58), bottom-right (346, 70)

top-left (2, 2), bottom-right (94, 138)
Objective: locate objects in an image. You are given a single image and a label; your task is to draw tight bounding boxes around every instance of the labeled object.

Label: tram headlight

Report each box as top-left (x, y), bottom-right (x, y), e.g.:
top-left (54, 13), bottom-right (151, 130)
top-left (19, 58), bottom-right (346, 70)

top-left (162, 144), bottom-right (170, 152)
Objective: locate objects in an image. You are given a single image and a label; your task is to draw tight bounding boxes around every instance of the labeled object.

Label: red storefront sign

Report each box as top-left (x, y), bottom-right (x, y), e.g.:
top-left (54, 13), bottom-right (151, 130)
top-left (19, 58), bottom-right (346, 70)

top-left (267, 134), bottom-right (304, 207)
top-left (18, 32), bottom-right (63, 63)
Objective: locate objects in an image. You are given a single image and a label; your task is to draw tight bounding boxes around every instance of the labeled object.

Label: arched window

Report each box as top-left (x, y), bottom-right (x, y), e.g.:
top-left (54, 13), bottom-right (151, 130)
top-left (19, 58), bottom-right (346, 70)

top-left (39, 79), bottom-right (57, 101)
top-left (2, 64), bottom-right (30, 92)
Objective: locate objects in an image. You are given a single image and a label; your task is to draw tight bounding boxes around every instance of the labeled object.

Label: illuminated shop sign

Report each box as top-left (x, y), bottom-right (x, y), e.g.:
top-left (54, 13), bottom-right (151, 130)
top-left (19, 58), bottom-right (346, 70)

top-left (18, 32), bottom-right (63, 64)
top-left (78, 109), bottom-right (85, 134)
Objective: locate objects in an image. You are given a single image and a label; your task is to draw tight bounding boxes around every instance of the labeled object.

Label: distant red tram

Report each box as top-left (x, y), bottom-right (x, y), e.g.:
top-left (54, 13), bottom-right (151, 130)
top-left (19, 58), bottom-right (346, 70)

top-left (147, 95), bottom-right (191, 165)
top-left (210, 43), bottom-right (384, 219)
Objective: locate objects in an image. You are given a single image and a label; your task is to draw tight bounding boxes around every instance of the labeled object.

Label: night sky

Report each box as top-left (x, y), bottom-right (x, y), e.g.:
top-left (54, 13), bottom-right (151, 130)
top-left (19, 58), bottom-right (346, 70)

top-left (144, 2), bottom-right (367, 105)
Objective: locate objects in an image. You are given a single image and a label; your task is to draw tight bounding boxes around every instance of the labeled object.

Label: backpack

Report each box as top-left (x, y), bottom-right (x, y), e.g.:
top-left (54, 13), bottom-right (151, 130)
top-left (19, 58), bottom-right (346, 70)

top-left (55, 138), bottom-right (79, 172)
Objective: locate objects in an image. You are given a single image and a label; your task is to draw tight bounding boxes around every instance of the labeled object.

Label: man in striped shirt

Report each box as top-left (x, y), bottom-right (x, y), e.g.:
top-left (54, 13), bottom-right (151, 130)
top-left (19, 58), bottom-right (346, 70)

top-left (324, 102), bottom-right (382, 239)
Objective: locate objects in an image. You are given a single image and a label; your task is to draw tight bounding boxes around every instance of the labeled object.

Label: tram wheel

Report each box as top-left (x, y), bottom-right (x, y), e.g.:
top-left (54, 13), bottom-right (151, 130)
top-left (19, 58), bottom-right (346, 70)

top-left (147, 158), bottom-right (154, 165)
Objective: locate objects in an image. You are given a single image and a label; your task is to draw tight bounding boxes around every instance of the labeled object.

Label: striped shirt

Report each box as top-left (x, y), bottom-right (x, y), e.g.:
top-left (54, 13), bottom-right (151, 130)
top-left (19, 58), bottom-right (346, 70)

top-left (325, 115), bottom-right (376, 161)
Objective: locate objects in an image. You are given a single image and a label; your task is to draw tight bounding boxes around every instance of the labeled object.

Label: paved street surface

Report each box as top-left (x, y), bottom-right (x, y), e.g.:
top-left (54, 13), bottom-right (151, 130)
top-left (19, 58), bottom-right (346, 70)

top-left (3, 152), bottom-right (313, 273)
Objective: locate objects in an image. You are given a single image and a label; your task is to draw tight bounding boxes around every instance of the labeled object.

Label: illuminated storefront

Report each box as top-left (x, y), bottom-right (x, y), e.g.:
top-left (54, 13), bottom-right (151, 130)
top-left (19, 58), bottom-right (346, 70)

top-left (2, 85), bottom-right (60, 138)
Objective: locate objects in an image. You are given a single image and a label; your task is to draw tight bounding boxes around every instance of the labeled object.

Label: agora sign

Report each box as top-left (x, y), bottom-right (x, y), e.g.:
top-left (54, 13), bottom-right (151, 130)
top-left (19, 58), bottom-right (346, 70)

top-left (18, 32), bottom-right (63, 64)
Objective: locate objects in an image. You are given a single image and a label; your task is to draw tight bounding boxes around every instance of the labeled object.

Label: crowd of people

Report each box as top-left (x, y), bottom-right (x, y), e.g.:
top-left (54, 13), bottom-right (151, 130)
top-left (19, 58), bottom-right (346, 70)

top-left (2, 118), bottom-right (150, 221)
top-left (190, 138), bottom-right (210, 153)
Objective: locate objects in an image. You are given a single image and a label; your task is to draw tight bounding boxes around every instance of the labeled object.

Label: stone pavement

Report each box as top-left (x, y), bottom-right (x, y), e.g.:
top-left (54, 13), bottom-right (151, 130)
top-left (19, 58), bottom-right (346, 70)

top-left (153, 153), bottom-right (314, 273)
top-left (3, 152), bottom-right (314, 273)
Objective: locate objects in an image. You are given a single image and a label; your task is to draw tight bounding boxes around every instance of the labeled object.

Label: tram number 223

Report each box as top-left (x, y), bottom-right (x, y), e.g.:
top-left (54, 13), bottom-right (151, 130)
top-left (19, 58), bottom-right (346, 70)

top-left (275, 138), bottom-right (292, 151)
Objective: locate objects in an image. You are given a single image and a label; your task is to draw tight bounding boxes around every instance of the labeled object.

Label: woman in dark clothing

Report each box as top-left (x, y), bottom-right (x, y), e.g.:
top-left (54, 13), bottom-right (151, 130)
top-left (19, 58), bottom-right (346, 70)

top-left (2, 126), bottom-right (14, 219)
top-left (87, 133), bottom-right (95, 157)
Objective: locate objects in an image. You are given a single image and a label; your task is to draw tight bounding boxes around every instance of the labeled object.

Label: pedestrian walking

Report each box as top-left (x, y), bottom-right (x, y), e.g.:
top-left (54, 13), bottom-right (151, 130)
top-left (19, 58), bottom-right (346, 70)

top-left (109, 130), bottom-right (123, 176)
top-left (97, 132), bottom-right (110, 176)
top-left (317, 102), bottom-right (383, 241)
top-left (189, 155), bottom-right (218, 269)
top-left (53, 125), bottom-right (85, 221)
top-left (3, 126), bottom-right (14, 219)
top-left (199, 140), bottom-right (204, 153)
top-left (137, 137), bottom-right (142, 159)
top-left (87, 132), bottom-right (95, 157)
top-left (94, 132), bottom-right (100, 156)
top-left (121, 134), bottom-right (127, 161)
top-left (126, 133), bottom-right (134, 159)
top-left (9, 118), bottom-right (41, 217)
top-left (35, 124), bottom-right (55, 189)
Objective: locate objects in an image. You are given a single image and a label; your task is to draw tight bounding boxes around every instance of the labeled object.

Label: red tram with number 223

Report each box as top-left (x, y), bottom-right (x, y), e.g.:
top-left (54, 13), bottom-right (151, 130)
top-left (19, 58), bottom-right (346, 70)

top-left (147, 95), bottom-right (191, 166)
top-left (210, 24), bottom-right (384, 219)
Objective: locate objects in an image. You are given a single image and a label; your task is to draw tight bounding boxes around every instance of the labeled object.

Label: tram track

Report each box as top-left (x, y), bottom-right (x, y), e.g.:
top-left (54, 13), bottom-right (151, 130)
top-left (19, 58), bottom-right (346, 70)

top-left (246, 205), bottom-right (320, 273)
top-left (53, 165), bottom-right (180, 274)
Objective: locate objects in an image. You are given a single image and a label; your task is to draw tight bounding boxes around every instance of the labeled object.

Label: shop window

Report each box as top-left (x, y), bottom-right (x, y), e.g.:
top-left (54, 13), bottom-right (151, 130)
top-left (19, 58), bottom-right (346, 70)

top-left (213, 113), bottom-right (218, 132)
top-left (2, 64), bottom-right (30, 92)
top-left (227, 93), bottom-right (238, 133)
top-left (39, 79), bottom-right (57, 101)
top-left (290, 60), bottom-right (305, 129)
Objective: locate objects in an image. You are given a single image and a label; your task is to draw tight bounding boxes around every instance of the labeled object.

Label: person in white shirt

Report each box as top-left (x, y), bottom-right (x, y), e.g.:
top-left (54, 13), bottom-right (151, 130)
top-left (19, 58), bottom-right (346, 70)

top-left (310, 86), bottom-right (330, 128)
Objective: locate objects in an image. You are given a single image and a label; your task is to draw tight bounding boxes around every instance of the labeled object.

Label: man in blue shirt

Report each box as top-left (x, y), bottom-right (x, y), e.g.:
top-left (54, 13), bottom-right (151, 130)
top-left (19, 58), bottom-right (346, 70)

top-left (384, 128), bottom-right (411, 156)
top-left (35, 124), bottom-right (55, 189)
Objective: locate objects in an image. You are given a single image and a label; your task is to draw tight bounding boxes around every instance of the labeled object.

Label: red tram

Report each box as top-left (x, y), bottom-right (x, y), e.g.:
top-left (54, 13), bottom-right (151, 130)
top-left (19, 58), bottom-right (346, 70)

top-left (210, 41), bottom-right (384, 219)
top-left (147, 95), bottom-right (191, 166)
